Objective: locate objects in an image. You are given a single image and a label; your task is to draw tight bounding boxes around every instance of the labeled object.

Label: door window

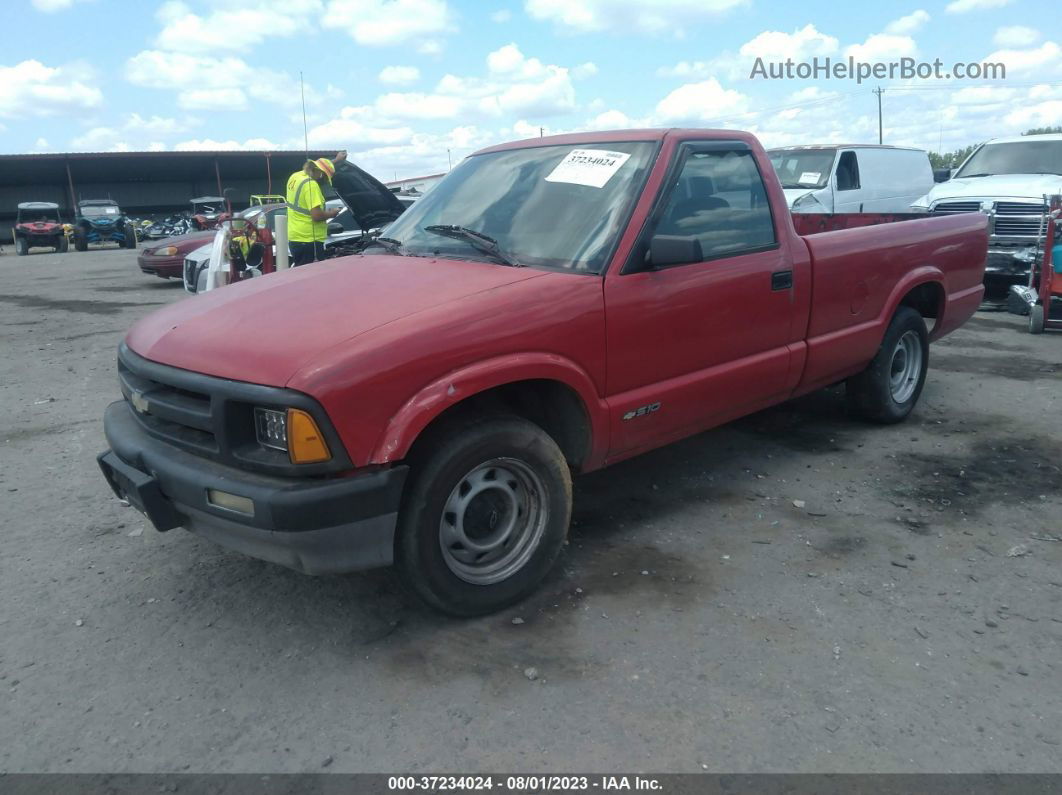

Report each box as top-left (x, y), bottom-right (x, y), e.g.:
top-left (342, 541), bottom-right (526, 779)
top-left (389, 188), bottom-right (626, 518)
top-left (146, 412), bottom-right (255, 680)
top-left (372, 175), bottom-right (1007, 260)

top-left (653, 148), bottom-right (777, 263)
top-left (835, 151), bottom-right (860, 190)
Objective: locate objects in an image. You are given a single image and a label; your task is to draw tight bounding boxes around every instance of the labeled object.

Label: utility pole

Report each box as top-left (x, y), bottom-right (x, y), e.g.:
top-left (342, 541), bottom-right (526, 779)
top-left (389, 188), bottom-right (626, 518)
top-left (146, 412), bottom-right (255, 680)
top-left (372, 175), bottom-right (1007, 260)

top-left (873, 86), bottom-right (884, 144)
top-left (539, 126), bottom-right (543, 138)
top-left (447, 148), bottom-right (452, 170)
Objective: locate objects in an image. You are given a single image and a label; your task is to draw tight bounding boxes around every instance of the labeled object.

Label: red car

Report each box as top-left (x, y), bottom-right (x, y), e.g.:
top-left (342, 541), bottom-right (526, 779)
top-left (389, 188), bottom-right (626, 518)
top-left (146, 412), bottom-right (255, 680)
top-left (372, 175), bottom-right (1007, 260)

top-left (137, 205), bottom-right (287, 278)
top-left (100, 128), bottom-right (987, 616)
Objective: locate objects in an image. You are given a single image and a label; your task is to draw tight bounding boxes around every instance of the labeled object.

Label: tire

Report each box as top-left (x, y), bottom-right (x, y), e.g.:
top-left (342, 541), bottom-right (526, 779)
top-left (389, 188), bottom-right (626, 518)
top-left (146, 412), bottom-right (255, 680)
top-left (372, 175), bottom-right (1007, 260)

top-left (14, 236), bottom-right (27, 256)
top-left (123, 224), bottom-right (137, 249)
top-left (394, 415), bottom-right (572, 617)
top-left (57, 236), bottom-right (69, 253)
top-left (1029, 304), bottom-right (1046, 334)
top-left (846, 306), bottom-right (929, 424)
top-left (74, 229), bottom-right (87, 252)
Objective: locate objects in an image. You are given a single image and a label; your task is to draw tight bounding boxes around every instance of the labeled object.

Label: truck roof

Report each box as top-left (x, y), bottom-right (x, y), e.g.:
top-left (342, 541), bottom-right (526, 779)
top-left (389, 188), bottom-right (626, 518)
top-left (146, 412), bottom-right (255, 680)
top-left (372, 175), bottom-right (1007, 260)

top-left (18, 201), bottom-right (59, 210)
top-left (767, 144), bottom-right (924, 152)
top-left (473, 128), bottom-right (759, 156)
top-left (79, 198), bottom-right (119, 206)
top-left (982, 133), bottom-right (1062, 144)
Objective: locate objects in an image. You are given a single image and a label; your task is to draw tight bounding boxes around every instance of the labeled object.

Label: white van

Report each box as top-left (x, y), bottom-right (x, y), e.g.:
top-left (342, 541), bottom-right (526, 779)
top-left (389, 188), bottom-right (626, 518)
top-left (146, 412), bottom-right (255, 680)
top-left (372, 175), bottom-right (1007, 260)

top-left (767, 145), bottom-right (934, 213)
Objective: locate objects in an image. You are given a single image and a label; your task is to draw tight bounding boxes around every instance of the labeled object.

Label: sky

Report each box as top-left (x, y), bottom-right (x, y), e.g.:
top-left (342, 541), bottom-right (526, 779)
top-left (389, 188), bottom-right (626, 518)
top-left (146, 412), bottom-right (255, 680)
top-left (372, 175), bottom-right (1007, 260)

top-left (2, 0), bottom-right (1060, 180)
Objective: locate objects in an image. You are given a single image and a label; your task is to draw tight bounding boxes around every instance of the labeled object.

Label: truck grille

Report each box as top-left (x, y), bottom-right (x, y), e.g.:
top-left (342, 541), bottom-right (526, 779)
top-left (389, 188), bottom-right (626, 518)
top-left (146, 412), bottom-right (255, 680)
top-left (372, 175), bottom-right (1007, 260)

top-left (114, 343), bottom-right (350, 476)
top-left (932, 201), bottom-right (981, 214)
top-left (932, 199), bottom-right (1046, 239)
top-left (183, 257), bottom-right (198, 293)
top-left (118, 352), bottom-right (217, 454)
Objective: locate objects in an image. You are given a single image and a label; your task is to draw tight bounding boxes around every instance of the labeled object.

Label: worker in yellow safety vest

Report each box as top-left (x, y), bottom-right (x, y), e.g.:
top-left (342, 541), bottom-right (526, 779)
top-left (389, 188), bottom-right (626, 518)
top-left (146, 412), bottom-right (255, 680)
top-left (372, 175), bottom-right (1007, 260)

top-left (285, 151), bottom-right (347, 266)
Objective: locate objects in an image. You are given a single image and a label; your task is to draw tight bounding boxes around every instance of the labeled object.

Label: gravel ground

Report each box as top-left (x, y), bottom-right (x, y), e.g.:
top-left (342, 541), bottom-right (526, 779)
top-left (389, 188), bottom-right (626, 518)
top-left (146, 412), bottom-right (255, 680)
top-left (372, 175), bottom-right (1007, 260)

top-left (1, 247), bottom-right (1060, 774)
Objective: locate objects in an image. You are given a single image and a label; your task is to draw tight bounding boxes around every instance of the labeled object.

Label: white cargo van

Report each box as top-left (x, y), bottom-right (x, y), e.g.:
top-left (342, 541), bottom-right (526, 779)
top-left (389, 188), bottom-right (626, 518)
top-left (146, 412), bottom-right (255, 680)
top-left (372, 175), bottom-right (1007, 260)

top-left (767, 144), bottom-right (934, 213)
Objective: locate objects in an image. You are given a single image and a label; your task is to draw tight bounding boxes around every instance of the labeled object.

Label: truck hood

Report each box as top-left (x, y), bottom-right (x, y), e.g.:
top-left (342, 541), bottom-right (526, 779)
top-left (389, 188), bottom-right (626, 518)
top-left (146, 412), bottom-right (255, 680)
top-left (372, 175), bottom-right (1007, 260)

top-left (917, 173), bottom-right (1062, 206)
top-left (330, 160), bottom-right (407, 231)
top-left (124, 255), bottom-right (546, 387)
top-left (782, 188), bottom-right (827, 209)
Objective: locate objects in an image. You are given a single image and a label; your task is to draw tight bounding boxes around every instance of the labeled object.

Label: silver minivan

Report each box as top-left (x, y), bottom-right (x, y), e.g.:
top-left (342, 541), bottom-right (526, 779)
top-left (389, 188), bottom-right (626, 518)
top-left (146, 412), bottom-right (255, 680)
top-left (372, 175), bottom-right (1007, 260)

top-left (768, 144), bottom-right (934, 213)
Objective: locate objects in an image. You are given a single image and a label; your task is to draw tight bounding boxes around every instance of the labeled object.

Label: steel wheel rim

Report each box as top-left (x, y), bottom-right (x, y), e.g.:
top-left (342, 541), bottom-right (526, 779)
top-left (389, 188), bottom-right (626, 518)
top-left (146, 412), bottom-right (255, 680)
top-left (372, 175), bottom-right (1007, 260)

top-left (439, 457), bottom-right (548, 585)
top-left (889, 330), bottom-right (922, 403)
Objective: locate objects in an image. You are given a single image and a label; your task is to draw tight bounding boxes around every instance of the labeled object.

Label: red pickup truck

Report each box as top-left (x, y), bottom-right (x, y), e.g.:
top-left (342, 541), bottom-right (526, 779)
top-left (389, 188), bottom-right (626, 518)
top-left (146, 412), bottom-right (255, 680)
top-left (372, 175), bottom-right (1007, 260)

top-left (98, 128), bottom-right (987, 616)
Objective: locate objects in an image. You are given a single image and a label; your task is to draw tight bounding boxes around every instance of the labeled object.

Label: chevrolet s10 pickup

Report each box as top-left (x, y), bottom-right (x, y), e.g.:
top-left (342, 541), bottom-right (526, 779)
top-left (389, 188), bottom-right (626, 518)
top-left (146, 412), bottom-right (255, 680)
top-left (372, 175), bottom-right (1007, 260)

top-left (99, 128), bottom-right (988, 615)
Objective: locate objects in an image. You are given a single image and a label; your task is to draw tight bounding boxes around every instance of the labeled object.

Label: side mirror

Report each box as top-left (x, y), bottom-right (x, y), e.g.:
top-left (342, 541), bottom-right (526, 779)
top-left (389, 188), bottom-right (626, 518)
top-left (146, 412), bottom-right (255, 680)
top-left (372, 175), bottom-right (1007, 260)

top-left (649, 234), bottom-right (703, 268)
top-left (327, 221), bottom-right (344, 236)
top-left (932, 168), bottom-right (951, 183)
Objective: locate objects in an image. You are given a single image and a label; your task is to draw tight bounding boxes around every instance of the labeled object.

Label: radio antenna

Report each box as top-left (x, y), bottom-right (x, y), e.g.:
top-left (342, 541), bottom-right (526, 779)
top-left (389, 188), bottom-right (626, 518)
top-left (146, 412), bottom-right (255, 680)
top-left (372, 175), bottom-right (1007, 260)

top-left (300, 71), bottom-right (309, 157)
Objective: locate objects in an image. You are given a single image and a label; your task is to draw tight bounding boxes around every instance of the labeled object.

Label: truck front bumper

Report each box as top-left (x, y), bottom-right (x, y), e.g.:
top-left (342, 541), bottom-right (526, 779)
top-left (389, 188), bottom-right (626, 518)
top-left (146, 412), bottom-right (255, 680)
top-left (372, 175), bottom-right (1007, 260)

top-left (99, 400), bottom-right (408, 575)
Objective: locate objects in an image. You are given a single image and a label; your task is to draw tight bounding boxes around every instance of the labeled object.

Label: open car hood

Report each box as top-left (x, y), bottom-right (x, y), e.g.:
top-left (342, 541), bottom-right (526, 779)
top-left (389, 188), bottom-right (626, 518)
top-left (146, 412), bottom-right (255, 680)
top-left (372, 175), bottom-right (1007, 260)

top-left (331, 160), bottom-right (407, 231)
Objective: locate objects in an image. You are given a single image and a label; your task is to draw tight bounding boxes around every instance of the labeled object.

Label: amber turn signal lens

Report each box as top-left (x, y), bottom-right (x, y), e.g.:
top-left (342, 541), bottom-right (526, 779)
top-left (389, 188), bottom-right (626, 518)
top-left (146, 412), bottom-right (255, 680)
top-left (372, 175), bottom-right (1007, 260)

top-left (286, 409), bottom-right (331, 464)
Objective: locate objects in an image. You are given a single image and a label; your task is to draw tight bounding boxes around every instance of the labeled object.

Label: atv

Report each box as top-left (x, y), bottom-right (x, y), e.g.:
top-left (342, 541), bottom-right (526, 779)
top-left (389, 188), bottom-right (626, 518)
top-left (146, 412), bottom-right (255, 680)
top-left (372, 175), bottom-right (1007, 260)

top-left (190, 196), bottom-right (230, 231)
top-left (13, 202), bottom-right (68, 255)
top-left (73, 199), bottom-right (137, 251)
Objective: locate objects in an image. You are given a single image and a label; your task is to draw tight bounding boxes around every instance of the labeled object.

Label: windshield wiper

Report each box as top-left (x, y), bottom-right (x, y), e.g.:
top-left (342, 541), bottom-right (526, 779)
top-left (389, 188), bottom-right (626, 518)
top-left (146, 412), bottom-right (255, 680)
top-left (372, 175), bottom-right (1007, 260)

top-left (958, 173), bottom-right (993, 178)
top-left (423, 225), bottom-right (523, 267)
top-left (358, 235), bottom-right (406, 255)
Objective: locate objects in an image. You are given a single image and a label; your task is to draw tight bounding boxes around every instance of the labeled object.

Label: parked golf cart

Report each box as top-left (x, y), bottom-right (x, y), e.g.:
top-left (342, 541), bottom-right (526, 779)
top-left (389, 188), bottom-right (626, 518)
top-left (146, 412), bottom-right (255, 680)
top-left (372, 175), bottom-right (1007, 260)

top-left (13, 202), bottom-right (68, 255)
top-left (190, 196), bottom-right (230, 230)
top-left (249, 194), bottom-right (285, 207)
top-left (73, 199), bottom-right (136, 251)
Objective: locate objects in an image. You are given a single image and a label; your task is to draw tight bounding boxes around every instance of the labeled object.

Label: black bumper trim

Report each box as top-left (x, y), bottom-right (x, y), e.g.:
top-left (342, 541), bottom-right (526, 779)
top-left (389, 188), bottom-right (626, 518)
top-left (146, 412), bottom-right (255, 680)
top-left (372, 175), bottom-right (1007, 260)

top-left (102, 400), bottom-right (407, 561)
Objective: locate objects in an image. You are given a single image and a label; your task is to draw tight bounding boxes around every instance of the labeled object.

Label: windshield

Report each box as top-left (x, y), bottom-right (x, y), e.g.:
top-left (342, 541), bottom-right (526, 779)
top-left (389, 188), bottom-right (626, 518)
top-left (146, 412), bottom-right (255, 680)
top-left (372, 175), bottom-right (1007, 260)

top-left (956, 140), bottom-right (1062, 177)
top-left (768, 150), bottom-right (836, 189)
top-left (381, 141), bottom-right (657, 272)
top-left (80, 204), bottom-right (119, 217)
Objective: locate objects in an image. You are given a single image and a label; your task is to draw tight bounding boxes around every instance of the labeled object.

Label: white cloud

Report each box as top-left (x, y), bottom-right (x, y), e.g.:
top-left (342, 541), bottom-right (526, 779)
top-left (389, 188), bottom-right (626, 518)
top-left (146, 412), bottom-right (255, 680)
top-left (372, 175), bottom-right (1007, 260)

top-left (173, 138), bottom-right (279, 151)
top-left (525, 0), bottom-right (746, 35)
top-left (32, 137), bottom-right (50, 152)
top-left (322, 0), bottom-right (455, 45)
top-left (126, 50), bottom-right (317, 111)
top-left (31, 0), bottom-right (89, 11)
top-left (491, 9), bottom-right (511, 21)
top-left (884, 10), bottom-right (929, 35)
top-left (572, 62), bottom-right (598, 79)
top-left (0, 60), bottom-right (102, 119)
top-left (845, 34), bottom-right (917, 61)
top-left (984, 41), bottom-right (1062, 74)
top-left (946, 0), bottom-right (1012, 12)
top-left (379, 65), bottom-right (420, 85)
top-left (376, 92), bottom-right (464, 119)
top-left (305, 106), bottom-right (414, 147)
top-left (740, 24), bottom-right (839, 60)
top-left (656, 60), bottom-right (714, 79)
top-left (994, 25), bottom-right (1039, 47)
top-left (70, 113), bottom-right (199, 151)
top-left (154, 0), bottom-right (322, 53)
top-left (654, 78), bottom-right (748, 125)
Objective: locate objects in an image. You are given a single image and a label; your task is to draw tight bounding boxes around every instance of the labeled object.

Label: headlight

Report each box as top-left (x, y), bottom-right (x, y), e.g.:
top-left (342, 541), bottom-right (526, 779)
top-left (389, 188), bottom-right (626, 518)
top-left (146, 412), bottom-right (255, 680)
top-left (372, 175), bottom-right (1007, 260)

top-left (155, 246), bottom-right (178, 256)
top-left (254, 407), bottom-right (288, 451)
top-left (254, 407), bottom-right (331, 464)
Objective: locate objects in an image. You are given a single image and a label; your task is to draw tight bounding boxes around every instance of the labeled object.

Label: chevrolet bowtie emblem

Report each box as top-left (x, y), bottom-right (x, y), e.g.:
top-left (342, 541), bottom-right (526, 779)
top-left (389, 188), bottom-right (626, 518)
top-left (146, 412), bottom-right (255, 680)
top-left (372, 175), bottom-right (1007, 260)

top-left (131, 391), bottom-right (150, 414)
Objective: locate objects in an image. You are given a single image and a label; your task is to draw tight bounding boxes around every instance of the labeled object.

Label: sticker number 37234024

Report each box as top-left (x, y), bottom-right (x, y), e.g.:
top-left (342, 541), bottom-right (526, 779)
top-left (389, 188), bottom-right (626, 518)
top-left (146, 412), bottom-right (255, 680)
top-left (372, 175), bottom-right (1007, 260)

top-left (545, 149), bottom-right (632, 189)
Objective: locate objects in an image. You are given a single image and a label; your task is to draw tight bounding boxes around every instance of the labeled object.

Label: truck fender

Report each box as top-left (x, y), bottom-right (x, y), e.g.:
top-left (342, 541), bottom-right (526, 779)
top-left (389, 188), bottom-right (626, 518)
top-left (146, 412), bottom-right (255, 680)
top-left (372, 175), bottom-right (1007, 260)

top-left (369, 353), bottom-right (609, 467)
top-left (880, 265), bottom-right (945, 334)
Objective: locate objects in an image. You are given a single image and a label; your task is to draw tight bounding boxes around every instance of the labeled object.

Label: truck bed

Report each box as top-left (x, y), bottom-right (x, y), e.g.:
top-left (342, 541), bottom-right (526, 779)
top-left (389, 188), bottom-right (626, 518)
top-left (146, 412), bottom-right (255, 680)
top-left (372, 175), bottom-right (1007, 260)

top-left (791, 212), bottom-right (929, 236)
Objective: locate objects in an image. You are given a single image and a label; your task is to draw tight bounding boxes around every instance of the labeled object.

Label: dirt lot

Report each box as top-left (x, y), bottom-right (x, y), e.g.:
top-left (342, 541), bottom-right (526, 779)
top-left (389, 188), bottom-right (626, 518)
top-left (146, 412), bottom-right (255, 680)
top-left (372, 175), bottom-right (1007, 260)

top-left (1, 247), bottom-right (1060, 774)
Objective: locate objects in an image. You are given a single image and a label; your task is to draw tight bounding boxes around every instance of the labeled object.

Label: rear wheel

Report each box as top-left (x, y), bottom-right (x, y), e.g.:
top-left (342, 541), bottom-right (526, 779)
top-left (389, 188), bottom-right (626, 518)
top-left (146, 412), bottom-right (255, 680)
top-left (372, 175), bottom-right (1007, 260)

top-left (1029, 304), bottom-right (1046, 334)
top-left (14, 236), bottom-right (27, 256)
top-left (123, 224), bottom-right (137, 249)
top-left (57, 236), bottom-right (69, 253)
top-left (74, 229), bottom-right (87, 252)
top-left (846, 306), bottom-right (929, 424)
top-left (395, 415), bottom-right (572, 616)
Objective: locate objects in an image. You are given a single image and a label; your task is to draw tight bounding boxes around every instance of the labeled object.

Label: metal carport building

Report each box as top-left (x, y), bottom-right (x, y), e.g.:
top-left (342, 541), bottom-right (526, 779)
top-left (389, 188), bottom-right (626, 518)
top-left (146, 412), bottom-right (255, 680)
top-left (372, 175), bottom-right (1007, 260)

top-left (0, 150), bottom-right (331, 243)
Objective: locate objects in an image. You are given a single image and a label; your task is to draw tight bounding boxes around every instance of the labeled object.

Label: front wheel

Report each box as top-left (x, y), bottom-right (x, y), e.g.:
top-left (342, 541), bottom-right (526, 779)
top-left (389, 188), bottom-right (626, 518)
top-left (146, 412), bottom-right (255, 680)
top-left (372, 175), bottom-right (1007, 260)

top-left (846, 306), bottom-right (929, 424)
top-left (1029, 304), bottom-right (1046, 334)
top-left (395, 415), bottom-right (572, 616)
top-left (57, 236), bottom-right (69, 253)
top-left (74, 229), bottom-right (87, 252)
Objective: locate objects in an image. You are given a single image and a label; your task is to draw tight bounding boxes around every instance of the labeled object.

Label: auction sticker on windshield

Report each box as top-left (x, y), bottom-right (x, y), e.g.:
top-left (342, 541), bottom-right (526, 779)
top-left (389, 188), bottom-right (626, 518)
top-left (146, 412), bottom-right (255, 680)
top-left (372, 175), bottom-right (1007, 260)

top-left (798, 171), bottom-right (821, 184)
top-left (545, 149), bottom-right (632, 188)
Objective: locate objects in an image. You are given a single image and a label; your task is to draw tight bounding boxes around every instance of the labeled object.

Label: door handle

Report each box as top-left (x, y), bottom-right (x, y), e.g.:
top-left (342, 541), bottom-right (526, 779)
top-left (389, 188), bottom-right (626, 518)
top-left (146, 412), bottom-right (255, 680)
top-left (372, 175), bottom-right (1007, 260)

top-left (771, 270), bottom-right (793, 290)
